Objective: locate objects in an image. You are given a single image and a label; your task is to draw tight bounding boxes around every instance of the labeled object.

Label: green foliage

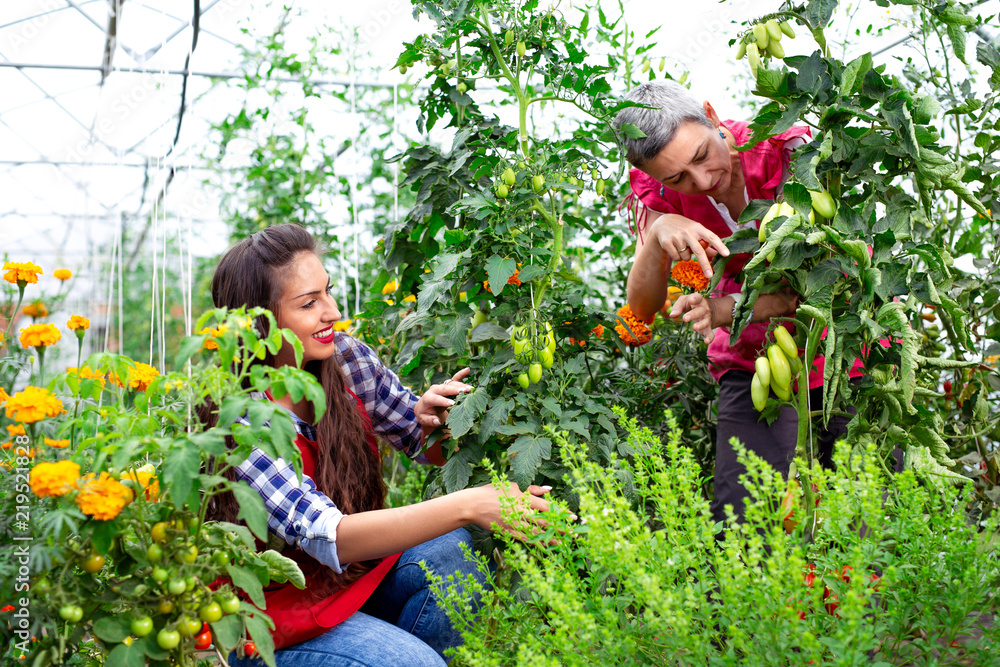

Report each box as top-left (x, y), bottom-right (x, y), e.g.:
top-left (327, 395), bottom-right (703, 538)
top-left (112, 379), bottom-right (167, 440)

top-left (0, 308), bottom-right (317, 667)
top-left (429, 411), bottom-right (1000, 666)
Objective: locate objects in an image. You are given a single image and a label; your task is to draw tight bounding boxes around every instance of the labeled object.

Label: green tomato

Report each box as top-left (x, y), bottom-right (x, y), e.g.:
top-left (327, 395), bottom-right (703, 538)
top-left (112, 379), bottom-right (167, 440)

top-left (773, 325), bottom-right (800, 360)
top-left (157, 599), bottom-right (175, 615)
top-left (809, 189), bottom-right (837, 219)
top-left (212, 551), bottom-right (230, 568)
top-left (220, 596), bottom-right (241, 615)
top-left (199, 601), bottom-right (223, 623)
top-left (735, 39), bottom-right (747, 60)
top-left (539, 347), bottom-right (554, 370)
top-left (59, 605), bottom-right (83, 622)
top-left (457, 82), bottom-right (467, 94)
top-left (504, 29), bottom-right (514, 47)
top-left (130, 616), bottom-right (154, 637)
top-left (168, 579), bottom-right (187, 595)
top-left (81, 553), bottom-right (105, 574)
top-left (157, 628), bottom-right (181, 650)
top-left (765, 19), bottom-right (783, 43)
top-left (496, 183), bottom-right (509, 199)
top-left (780, 21), bottom-right (796, 38)
top-left (528, 363), bottom-right (543, 385)
top-left (516, 41), bottom-right (526, 58)
top-left (502, 167), bottom-right (516, 186)
top-left (517, 373), bottom-right (530, 389)
top-left (152, 567), bottom-right (169, 583)
top-left (767, 39), bottom-right (785, 59)
top-left (33, 579), bottom-right (51, 595)
top-left (178, 615), bottom-right (202, 637)
top-left (754, 356), bottom-right (771, 388)
top-left (750, 372), bottom-right (768, 412)
top-left (179, 544), bottom-right (198, 564)
top-left (147, 543), bottom-right (163, 563)
top-left (746, 43), bottom-right (761, 78)
top-left (768, 345), bottom-right (792, 391)
top-left (531, 174), bottom-right (545, 193)
top-left (150, 521), bottom-right (169, 544)
top-left (752, 23), bottom-right (769, 49)
top-left (595, 179), bottom-right (606, 196)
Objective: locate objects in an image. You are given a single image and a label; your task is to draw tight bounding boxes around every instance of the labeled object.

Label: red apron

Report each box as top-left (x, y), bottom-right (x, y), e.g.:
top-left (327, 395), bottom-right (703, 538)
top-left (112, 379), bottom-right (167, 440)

top-left (260, 388), bottom-right (401, 651)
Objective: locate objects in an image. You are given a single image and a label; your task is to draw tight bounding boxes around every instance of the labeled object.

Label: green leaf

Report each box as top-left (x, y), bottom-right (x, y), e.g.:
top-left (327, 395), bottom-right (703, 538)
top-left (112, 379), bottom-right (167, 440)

top-left (745, 214), bottom-right (804, 272)
top-left (516, 264), bottom-right (546, 283)
top-left (840, 52), bottom-right (872, 96)
top-left (485, 256), bottom-right (518, 296)
top-left (509, 435), bottom-right (552, 488)
top-left (619, 123), bottom-right (647, 140)
top-left (442, 443), bottom-right (484, 492)
top-left (104, 643), bottom-right (145, 667)
top-left (446, 388), bottom-right (490, 440)
top-left (163, 445), bottom-right (201, 505)
top-left (226, 562), bottom-right (266, 609)
top-left (175, 335), bottom-right (205, 368)
top-left (947, 24), bottom-right (967, 64)
top-left (432, 252), bottom-right (463, 282)
top-left (209, 614), bottom-right (243, 652)
top-left (230, 480), bottom-right (270, 542)
top-left (806, 0), bottom-right (838, 28)
top-left (93, 616), bottom-right (131, 643)
top-left (260, 549), bottom-right (306, 588)
top-left (470, 322), bottom-right (510, 343)
top-left (244, 611), bottom-right (278, 667)
top-left (479, 399), bottom-right (513, 443)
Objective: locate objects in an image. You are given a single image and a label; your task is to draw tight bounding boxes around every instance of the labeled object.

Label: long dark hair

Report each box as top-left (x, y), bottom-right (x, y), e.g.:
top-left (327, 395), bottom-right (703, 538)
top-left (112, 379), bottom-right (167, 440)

top-left (202, 223), bottom-right (385, 590)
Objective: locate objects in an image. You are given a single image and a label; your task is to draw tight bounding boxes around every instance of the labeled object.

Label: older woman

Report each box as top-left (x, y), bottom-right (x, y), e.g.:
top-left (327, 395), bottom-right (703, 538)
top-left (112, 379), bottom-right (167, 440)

top-left (614, 80), bottom-right (850, 526)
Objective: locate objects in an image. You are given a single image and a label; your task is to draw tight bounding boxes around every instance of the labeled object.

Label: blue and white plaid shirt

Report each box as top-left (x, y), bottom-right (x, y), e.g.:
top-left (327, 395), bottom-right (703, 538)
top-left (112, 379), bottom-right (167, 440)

top-left (232, 333), bottom-right (424, 572)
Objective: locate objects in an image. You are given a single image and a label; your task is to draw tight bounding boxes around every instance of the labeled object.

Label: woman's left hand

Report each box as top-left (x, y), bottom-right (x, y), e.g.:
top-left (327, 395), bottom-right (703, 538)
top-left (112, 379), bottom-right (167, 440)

top-left (669, 294), bottom-right (726, 344)
top-left (415, 368), bottom-right (474, 437)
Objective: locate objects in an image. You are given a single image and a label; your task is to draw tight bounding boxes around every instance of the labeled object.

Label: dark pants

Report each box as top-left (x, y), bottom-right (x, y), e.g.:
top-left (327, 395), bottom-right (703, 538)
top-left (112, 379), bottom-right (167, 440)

top-left (711, 370), bottom-right (852, 525)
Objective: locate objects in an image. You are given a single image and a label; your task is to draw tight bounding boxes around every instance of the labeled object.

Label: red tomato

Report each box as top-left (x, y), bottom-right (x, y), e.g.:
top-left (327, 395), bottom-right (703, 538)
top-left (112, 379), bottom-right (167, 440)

top-left (244, 641), bottom-right (257, 657)
top-left (194, 630), bottom-right (213, 651)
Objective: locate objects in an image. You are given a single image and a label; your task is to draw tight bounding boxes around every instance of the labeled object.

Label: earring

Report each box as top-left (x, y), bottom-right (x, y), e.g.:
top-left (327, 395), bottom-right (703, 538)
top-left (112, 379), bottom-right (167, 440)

top-left (719, 130), bottom-right (726, 138)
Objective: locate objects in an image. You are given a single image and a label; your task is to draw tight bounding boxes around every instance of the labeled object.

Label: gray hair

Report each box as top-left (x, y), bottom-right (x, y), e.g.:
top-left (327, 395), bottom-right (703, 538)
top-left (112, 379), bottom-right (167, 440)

top-left (613, 80), bottom-right (713, 168)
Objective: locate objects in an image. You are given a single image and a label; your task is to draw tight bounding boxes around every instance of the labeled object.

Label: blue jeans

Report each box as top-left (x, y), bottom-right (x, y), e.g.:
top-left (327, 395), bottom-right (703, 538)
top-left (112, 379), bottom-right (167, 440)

top-left (229, 528), bottom-right (484, 667)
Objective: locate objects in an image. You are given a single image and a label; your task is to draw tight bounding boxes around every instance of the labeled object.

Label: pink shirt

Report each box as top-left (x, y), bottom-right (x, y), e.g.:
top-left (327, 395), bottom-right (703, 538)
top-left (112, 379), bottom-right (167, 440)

top-left (626, 120), bottom-right (830, 388)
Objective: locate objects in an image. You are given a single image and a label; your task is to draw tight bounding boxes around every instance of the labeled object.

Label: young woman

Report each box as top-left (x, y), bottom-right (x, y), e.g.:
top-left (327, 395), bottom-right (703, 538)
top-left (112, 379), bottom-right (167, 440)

top-left (614, 80), bottom-right (857, 525)
top-left (209, 223), bottom-right (550, 666)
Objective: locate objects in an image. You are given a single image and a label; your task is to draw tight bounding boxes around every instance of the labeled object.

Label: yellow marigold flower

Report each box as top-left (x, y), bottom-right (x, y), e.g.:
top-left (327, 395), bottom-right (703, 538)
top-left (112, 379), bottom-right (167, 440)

top-left (0, 387), bottom-right (8, 405)
top-left (121, 469), bottom-right (160, 502)
top-left (44, 438), bottom-right (70, 448)
top-left (67, 315), bottom-right (90, 331)
top-left (3, 262), bottom-right (43, 285)
top-left (615, 304), bottom-right (652, 347)
top-left (199, 326), bottom-right (221, 350)
top-left (22, 302), bottom-right (48, 318)
top-left (29, 460), bottom-right (80, 498)
top-left (76, 472), bottom-right (134, 520)
top-left (986, 355), bottom-right (1000, 366)
top-left (6, 424), bottom-right (25, 437)
top-left (382, 280), bottom-right (398, 295)
top-left (53, 269), bottom-right (72, 281)
top-left (4, 386), bottom-right (65, 424)
top-left (333, 320), bottom-right (353, 332)
top-left (129, 363), bottom-right (159, 391)
top-left (19, 323), bottom-right (61, 349)
top-left (671, 260), bottom-right (709, 291)
top-left (68, 365), bottom-right (106, 388)
top-left (403, 294), bottom-right (417, 303)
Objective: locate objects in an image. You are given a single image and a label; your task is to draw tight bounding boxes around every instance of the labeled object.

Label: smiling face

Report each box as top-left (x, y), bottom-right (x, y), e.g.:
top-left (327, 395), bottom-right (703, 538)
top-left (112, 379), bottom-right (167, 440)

top-left (639, 104), bottom-right (735, 197)
top-left (272, 251), bottom-right (342, 367)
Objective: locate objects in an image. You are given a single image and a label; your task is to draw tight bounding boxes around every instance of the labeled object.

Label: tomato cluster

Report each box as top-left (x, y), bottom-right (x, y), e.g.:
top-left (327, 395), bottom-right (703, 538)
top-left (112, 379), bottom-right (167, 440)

top-left (511, 321), bottom-right (557, 388)
top-left (735, 18), bottom-right (795, 78)
top-left (751, 325), bottom-right (802, 411)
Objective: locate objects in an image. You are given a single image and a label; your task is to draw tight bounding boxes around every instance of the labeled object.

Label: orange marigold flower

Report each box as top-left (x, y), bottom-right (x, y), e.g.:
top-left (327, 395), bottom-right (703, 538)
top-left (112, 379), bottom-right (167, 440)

top-left (68, 365), bottom-right (106, 388)
top-left (3, 262), bottom-right (43, 285)
top-left (0, 605), bottom-right (13, 612)
top-left (53, 269), bottom-right (72, 281)
top-left (67, 315), bottom-right (90, 331)
top-left (0, 387), bottom-right (8, 405)
top-left (592, 324), bottom-right (605, 338)
top-left (22, 302), bottom-right (48, 318)
top-left (671, 260), bottom-right (709, 291)
top-left (19, 323), bottom-right (61, 348)
top-left (198, 326), bottom-right (221, 350)
top-left (6, 424), bottom-right (25, 437)
top-left (484, 269), bottom-right (522, 292)
top-left (44, 438), bottom-right (70, 449)
top-left (121, 469), bottom-right (160, 502)
top-left (76, 472), bottom-right (134, 520)
top-left (4, 386), bottom-right (65, 424)
top-left (111, 362), bottom-right (160, 392)
top-left (29, 460), bottom-right (80, 498)
top-left (615, 305), bottom-right (652, 346)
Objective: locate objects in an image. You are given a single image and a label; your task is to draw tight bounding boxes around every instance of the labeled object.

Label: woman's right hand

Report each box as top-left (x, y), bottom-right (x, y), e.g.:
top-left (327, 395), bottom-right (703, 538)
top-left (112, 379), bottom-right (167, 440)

top-left (469, 482), bottom-right (551, 539)
top-left (649, 214), bottom-right (729, 279)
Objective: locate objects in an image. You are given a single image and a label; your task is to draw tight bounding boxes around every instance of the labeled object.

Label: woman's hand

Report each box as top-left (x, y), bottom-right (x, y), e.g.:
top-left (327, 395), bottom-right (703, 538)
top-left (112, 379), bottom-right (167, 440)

top-left (649, 214), bottom-right (729, 279)
top-left (470, 482), bottom-right (551, 540)
top-left (669, 293), bottom-right (730, 344)
top-left (414, 368), bottom-right (474, 439)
